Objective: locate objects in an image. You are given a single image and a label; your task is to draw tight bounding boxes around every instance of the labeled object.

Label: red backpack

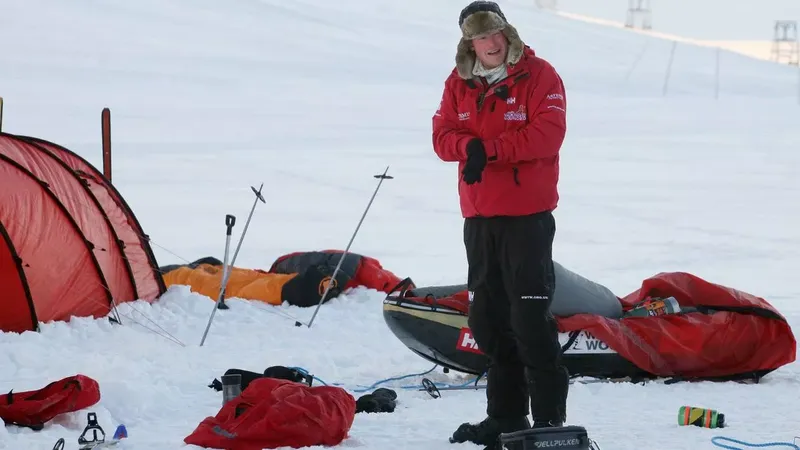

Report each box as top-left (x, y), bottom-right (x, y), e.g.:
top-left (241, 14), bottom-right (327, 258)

top-left (0, 374), bottom-right (101, 430)
top-left (185, 377), bottom-right (356, 450)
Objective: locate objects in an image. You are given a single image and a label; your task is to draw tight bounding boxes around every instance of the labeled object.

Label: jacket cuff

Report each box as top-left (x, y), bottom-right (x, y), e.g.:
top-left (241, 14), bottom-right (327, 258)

top-left (484, 140), bottom-right (500, 163)
top-left (457, 136), bottom-right (471, 160)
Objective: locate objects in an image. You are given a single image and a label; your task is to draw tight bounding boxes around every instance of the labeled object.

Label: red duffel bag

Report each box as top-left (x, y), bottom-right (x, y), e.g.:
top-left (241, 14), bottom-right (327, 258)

top-left (185, 377), bottom-right (356, 450)
top-left (0, 374), bottom-right (101, 429)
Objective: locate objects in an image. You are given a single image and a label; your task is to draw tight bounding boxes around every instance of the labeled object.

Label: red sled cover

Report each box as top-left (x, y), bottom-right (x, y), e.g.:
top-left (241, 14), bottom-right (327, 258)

top-left (185, 377), bottom-right (356, 450)
top-left (0, 374), bottom-right (101, 429)
top-left (557, 272), bottom-right (797, 378)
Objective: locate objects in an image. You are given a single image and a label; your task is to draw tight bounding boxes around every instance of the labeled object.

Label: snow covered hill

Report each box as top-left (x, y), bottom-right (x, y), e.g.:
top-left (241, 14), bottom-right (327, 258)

top-left (1, 0), bottom-right (799, 449)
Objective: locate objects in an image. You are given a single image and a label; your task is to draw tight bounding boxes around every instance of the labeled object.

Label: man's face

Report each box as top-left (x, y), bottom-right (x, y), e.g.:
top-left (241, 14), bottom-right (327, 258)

top-left (472, 31), bottom-right (508, 69)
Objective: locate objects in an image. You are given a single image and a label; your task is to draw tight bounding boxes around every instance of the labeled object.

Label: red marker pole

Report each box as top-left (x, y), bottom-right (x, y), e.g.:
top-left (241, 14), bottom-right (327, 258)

top-left (102, 107), bottom-right (112, 182)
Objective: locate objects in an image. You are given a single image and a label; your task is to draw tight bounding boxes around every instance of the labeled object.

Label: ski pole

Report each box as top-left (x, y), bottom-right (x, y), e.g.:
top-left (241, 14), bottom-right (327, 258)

top-left (298, 166), bottom-right (393, 329)
top-left (217, 183), bottom-right (266, 310)
top-left (199, 214), bottom-right (236, 346)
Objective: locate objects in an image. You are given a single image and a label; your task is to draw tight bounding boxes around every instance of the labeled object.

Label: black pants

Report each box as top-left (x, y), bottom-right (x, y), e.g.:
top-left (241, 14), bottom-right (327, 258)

top-left (464, 211), bottom-right (569, 424)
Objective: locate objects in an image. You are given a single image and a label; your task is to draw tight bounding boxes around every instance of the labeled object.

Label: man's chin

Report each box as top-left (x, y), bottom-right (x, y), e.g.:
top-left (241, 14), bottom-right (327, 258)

top-left (481, 58), bottom-right (504, 68)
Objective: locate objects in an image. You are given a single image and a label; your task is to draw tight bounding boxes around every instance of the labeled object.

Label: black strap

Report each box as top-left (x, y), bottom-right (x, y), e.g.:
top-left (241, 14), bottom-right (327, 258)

top-left (385, 277), bottom-right (415, 299)
top-left (560, 330), bottom-right (581, 353)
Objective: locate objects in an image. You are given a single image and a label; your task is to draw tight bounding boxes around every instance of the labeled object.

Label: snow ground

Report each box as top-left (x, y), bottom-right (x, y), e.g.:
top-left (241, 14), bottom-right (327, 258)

top-left (1, 0), bottom-right (800, 449)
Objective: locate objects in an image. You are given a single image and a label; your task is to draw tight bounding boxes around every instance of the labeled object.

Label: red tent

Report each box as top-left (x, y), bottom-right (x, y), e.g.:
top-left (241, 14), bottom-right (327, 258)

top-left (0, 132), bottom-right (165, 333)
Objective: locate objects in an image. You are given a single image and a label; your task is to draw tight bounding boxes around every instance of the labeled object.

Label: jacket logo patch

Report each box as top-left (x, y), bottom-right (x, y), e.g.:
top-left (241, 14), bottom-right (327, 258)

top-left (546, 92), bottom-right (565, 113)
top-left (506, 97), bottom-right (516, 104)
top-left (458, 112), bottom-right (470, 121)
top-left (504, 105), bottom-right (526, 121)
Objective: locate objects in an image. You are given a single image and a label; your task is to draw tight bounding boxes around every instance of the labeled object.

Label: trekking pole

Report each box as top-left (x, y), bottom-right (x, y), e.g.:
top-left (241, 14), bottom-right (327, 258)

top-left (199, 183), bottom-right (266, 345)
top-left (217, 183), bottom-right (266, 310)
top-left (298, 166), bottom-right (393, 329)
top-left (199, 214), bottom-right (236, 346)
top-left (232, 184), bottom-right (267, 264)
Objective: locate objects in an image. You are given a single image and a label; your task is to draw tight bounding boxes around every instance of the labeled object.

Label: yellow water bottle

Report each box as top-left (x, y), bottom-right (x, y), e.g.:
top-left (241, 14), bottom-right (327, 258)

top-left (678, 406), bottom-right (725, 428)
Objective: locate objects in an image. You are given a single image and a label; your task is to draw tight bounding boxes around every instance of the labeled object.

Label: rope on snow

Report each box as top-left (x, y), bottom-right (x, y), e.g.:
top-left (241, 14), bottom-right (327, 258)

top-left (289, 364), bottom-right (484, 393)
top-left (711, 437), bottom-right (800, 450)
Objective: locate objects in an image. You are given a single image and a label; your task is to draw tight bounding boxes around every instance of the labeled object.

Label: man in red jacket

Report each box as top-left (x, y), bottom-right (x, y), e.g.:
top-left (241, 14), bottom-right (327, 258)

top-left (433, 1), bottom-right (569, 447)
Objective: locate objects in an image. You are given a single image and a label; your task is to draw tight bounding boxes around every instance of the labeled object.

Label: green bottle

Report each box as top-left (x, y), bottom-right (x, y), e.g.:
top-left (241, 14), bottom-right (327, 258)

top-left (678, 406), bottom-right (725, 428)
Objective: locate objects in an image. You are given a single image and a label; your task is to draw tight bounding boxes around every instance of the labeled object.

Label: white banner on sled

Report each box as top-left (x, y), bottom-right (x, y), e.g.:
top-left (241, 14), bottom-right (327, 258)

top-left (559, 331), bottom-right (616, 354)
top-left (455, 328), bottom-right (616, 355)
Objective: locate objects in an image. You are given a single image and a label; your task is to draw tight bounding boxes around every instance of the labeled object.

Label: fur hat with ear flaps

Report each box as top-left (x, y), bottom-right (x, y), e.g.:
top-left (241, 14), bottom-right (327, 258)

top-left (456, 1), bottom-right (525, 79)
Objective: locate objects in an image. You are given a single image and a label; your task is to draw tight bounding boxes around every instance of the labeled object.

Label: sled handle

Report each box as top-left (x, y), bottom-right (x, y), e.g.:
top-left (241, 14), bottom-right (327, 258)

top-left (78, 412), bottom-right (106, 445)
top-left (385, 277), bottom-right (415, 300)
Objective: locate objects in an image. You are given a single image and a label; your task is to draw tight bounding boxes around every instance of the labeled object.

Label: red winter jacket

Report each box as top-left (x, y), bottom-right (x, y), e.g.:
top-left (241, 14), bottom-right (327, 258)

top-left (432, 47), bottom-right (567, 218)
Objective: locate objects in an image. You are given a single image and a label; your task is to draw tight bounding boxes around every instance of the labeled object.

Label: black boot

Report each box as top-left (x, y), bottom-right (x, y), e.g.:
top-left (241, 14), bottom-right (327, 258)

top-left (449, 415), bottom-right (530, 446)
top-left (527, 365), bottom-right (569, 427)
top-left (532, 419), bottom-right (563, 428)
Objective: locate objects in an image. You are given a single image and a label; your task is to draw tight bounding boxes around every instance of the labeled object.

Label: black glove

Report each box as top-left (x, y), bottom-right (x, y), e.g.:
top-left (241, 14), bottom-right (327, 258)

top-left (355, 388), bottom-right (397, 413)
top-left (462, 138), bottom-right (487, 185)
